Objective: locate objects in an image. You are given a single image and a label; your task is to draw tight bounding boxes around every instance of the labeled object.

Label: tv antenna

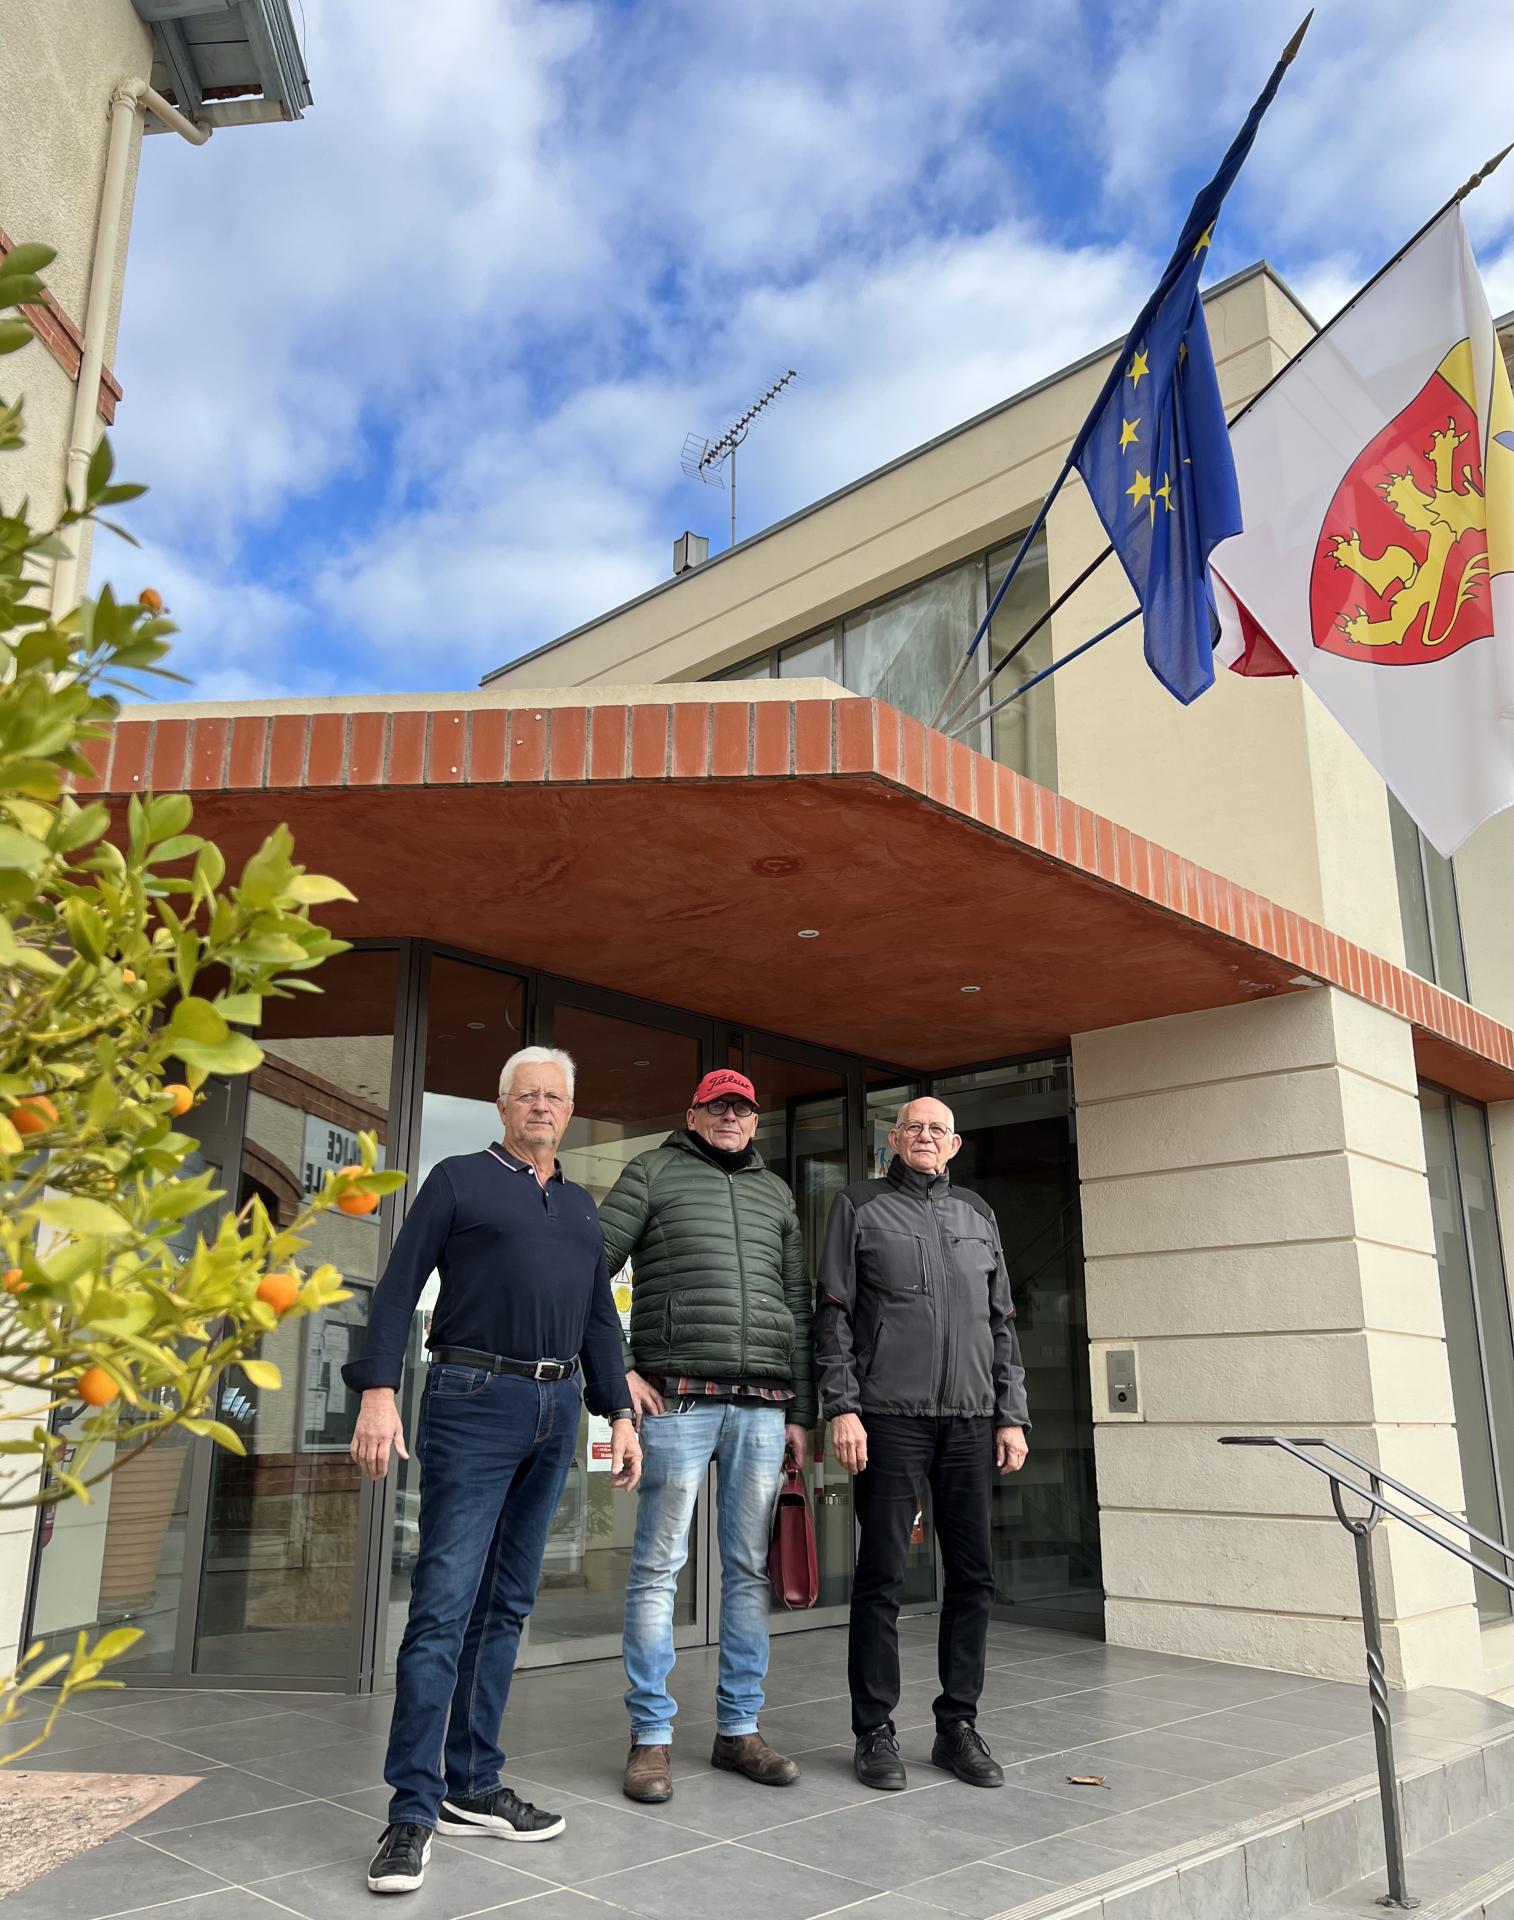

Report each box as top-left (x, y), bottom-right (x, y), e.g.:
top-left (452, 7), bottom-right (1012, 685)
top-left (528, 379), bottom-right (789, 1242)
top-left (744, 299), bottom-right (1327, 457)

top-left (682, 369), bottom-right (798, 549)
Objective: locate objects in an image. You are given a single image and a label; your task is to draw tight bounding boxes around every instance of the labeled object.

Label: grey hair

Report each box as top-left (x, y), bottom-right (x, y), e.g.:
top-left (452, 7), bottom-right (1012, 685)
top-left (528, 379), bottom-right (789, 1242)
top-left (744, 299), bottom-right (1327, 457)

top-left (895, 1095), bottom-right (954, 1131)
top-left (499, 1047), bottom-right (577, 1100)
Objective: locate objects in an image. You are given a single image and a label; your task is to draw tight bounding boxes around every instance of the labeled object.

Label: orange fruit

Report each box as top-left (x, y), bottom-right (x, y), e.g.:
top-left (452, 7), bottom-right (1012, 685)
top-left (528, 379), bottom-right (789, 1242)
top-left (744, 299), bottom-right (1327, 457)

top-left (121, 968), bottom-right (137, 985)
top-left (12, 1095), bottom-right (58, 1136)
top-left (3, 1268), bottom-right (25, 1294)
top-left (163, 1083), bottom-right (194, 1117)
top-left (138, 587), bottom-right (164, 613)
top-left (78, 1366), bottom-right (119, 1407)
top-left (334, 1165), bottom-right (379, 1216)
top-left (256, 1271), bottom-right (299, 1314)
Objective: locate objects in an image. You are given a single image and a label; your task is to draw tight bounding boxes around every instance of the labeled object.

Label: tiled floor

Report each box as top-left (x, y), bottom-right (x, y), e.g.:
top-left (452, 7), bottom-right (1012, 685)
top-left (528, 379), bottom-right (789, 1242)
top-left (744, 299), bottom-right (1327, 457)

top-left (7, 1617), bottom-right (1512, 1920)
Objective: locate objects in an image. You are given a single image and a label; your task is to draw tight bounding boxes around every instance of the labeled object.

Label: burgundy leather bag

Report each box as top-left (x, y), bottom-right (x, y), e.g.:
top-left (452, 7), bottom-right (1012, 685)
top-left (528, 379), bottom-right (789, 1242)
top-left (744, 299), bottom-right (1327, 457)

top-left (768, 1454), bottom-right (820, 1610)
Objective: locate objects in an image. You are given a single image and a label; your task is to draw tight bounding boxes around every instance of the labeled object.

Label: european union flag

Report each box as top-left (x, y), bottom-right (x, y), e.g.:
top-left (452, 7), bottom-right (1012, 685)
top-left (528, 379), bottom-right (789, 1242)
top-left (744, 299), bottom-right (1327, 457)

top-left (1071, 21), bottom-right (1308, 704)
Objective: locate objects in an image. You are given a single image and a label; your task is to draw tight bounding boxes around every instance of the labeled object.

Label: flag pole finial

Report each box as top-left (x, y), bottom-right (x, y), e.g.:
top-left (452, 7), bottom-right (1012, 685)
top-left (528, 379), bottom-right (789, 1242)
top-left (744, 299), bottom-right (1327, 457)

top-left (1280, 11), bottom-right (1313, 65)
top-left (1454, 143), bottom-right (1513, 204)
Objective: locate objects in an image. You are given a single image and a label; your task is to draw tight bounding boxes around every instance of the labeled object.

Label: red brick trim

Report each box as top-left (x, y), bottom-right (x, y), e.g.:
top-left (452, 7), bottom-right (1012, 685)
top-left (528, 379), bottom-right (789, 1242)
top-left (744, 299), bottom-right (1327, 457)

top-left (78, 695), bottom-right (1514, 1101)
top-left (0, 227), bottom-right (123, 424)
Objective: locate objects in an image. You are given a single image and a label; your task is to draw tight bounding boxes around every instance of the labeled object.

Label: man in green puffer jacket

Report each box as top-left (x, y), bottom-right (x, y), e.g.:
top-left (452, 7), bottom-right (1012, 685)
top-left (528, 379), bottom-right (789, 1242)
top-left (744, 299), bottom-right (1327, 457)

top-left (599, 1068), bottom-right (816, 1807)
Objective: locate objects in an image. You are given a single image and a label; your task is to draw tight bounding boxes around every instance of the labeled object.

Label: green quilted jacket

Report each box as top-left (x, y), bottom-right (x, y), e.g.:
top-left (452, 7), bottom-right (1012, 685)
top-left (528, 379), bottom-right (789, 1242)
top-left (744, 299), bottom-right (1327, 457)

top-left (598, 1131), bottom-right (817, 1427)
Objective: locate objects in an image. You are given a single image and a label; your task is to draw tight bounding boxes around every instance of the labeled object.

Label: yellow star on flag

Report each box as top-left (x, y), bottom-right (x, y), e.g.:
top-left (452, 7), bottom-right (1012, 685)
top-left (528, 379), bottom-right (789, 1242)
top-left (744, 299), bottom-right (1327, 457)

top-left (1155, 472), bottom-right (1174, 512)
top-left (1192, 222), bottom-right (1215, 260)
top-left (1119, 418), bottom-right (1140, 451)
top-left (1127, 349), bottom-right (1149, 390)
top-left (1125, 469), bottom-right (1151, 509)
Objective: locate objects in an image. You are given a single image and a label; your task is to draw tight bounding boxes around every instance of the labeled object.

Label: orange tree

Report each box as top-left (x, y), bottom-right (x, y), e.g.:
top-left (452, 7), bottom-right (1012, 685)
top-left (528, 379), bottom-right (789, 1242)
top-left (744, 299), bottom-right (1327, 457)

top-left (0, 241), bottom-right (401, 1761)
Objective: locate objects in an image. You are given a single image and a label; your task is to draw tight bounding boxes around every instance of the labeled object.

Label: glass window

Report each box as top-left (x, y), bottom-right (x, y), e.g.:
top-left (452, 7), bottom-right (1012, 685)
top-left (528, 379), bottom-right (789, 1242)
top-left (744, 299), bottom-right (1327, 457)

top-left (194, 946), bottom-right (400, 1678)
top-left (843, 560), bottom-right (981, 728)
top-left (778, 631), bottom-right (838, 681)
top-left (933, 1058), bottom-right (1100, 1628)
top-left (1421, 1087), bottom-right (1514, 1620)
top-left (384, 955), bottom-right (526, 1673)
top-left (985, 533), bottom-right (1056, 788)
top-left (712, 655), bottom-right (774, 680)
top-left (1391, 794), bottom-right (1468, 997)
top-left (541, 1003), bottom-right (704, 1649)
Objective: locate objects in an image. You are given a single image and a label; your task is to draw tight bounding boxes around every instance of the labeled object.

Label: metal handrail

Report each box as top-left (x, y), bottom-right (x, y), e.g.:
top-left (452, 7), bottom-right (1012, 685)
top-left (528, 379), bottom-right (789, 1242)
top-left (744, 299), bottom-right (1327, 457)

top-left (1219, 1434), bottom-right (1514, 1912)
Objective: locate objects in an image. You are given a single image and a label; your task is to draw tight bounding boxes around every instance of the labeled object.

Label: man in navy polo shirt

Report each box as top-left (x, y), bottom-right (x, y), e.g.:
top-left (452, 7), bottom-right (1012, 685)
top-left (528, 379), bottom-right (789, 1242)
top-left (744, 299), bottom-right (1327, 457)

top-left (343, 1046), bottom-right (641, 1897)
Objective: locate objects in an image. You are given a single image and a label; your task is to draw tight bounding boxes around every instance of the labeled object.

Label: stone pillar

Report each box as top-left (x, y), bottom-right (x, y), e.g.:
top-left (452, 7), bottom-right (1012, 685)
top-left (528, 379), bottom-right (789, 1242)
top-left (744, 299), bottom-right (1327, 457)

top-left (1073, 987), bottom-right (1482, 1690)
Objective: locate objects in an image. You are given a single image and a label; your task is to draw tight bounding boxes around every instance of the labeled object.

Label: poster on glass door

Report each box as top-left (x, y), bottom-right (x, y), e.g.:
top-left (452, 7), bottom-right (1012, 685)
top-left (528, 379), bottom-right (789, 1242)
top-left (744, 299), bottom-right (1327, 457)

top-left (587, 1260), bottom-right (634, 1472)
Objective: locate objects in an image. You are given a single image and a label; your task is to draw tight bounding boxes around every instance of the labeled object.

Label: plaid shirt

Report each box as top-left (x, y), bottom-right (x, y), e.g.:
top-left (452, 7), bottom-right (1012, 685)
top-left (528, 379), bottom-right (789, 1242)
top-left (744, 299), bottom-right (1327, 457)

top-left (648, 1374), bottom-right (795, 1407)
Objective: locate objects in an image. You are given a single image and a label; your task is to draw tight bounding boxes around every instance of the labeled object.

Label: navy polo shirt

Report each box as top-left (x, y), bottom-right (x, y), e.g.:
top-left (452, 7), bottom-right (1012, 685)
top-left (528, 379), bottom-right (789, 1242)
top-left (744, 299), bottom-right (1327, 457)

top-left (341, 1143), bottom-right (630, 1416)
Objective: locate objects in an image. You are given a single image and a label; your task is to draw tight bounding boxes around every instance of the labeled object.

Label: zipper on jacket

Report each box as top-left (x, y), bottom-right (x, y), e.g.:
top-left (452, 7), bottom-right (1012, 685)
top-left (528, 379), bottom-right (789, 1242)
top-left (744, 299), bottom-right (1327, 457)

top-left (728, 1173), bottom-right (748, 1377)
top-left (928, 1193), bottom-right (953, 1407)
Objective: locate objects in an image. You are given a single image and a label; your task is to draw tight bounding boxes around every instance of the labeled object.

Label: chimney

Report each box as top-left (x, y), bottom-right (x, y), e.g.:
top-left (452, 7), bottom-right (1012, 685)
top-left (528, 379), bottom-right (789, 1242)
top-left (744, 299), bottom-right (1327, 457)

top-left (673, 532), bottom-right (709, 576)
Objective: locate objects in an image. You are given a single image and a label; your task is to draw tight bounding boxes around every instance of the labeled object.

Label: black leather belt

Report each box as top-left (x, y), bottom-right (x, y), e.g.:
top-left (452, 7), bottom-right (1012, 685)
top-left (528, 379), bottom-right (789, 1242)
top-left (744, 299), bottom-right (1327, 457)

top-left (429, 1345), bottom-right (580, 1382)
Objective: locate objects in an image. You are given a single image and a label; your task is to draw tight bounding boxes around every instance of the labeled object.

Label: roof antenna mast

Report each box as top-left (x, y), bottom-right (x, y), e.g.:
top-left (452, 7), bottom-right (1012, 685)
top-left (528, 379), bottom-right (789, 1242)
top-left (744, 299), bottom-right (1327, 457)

top-left (682, 369), bottom-right (798, 550)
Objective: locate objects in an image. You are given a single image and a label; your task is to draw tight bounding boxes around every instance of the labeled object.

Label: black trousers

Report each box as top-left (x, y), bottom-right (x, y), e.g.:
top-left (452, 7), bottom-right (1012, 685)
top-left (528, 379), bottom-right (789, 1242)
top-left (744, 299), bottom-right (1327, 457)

top-left (848, 1413), bottom-right (996, 1736)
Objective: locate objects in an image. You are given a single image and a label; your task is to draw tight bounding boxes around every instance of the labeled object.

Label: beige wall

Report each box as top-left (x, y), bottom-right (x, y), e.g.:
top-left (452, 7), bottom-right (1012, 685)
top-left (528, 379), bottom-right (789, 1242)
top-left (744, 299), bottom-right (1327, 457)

top-left (1074, 988), bottom-right (1485, 1692)
top-left (0, 0), bottom-right (153, 525)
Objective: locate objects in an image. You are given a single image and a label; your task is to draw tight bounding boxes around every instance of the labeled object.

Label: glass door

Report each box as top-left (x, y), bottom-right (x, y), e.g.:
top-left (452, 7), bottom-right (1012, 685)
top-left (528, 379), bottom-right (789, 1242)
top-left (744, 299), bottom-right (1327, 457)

top-left (934, 1059), bottom-right (1101, 1632)
top-left (530, 989), bottom-right (713, 1664)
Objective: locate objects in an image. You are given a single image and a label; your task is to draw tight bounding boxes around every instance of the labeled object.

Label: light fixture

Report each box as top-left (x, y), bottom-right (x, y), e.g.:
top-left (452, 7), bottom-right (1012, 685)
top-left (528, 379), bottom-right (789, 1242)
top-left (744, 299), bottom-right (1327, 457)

top-left (633, 1059), bottom-right (652, 1068)
top-left (465, 1021), bottom-right (486, 1030)
top-left (960, 985), bottom-right (981, 994)
top-left (797, 928), bottom-right (820, 939)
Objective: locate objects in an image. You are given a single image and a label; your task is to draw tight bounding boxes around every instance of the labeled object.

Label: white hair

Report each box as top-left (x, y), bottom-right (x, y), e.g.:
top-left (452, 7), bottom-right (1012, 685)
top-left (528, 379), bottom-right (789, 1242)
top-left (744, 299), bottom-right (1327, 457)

top-left (896, 1095), bottom-right (954, 1131)
top-left (499, 1047), bottom-right (576, 1100)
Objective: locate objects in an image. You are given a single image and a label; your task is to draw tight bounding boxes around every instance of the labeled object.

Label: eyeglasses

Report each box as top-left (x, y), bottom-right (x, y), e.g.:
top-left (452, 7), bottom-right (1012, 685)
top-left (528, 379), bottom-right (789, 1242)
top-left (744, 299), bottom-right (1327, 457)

top-left (899, 1122), bottom-right (953, 1140)
top-left (702, 1098), bottom-right (758, 1119)
top-left (511, 1088), bottom-right (568, 1108)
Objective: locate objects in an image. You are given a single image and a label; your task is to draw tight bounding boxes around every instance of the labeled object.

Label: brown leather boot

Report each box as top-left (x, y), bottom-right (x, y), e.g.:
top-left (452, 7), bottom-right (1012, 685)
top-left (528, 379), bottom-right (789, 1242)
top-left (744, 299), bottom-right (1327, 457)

top-left (623, 1740), bottom-right (673, 1803)
top-left (710, 1732), bottom-right (800, 1786)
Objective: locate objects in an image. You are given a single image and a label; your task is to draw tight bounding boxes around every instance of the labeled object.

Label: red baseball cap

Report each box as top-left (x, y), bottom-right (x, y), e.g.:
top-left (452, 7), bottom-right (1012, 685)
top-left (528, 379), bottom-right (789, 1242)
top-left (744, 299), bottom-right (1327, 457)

top-left (692, 1069), bottom-right (759, 1109)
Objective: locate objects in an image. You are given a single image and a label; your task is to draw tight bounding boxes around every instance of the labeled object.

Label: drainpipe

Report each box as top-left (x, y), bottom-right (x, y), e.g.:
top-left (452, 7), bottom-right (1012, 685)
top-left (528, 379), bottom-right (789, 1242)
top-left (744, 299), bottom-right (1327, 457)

top-left (49, 81), bottom-right (210, 617)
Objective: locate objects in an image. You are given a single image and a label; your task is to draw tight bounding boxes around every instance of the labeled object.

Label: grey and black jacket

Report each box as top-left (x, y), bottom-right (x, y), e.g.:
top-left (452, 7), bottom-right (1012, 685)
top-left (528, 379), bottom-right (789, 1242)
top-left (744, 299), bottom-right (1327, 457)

top-left (814, 1156), bottom-right (1029, 1429)
top-left (598, 1131), bottom-right (817, 1427)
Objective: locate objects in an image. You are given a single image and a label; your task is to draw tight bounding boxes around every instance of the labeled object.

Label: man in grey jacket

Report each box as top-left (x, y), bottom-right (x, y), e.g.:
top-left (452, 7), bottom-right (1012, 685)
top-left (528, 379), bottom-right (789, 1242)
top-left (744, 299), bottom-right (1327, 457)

top-left (815, 1095), bottom-right (1029, 1793)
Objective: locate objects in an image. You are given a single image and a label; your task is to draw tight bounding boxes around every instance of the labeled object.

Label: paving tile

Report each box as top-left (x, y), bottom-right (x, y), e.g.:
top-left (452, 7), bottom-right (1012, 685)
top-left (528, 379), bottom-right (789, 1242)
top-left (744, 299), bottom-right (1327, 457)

top-left (289, 1694), bottom-right (397, 1738)
top-left (331, 1771), bottom-right (588, 1826)
top-left (1243, 1823), bottom-right (1309, 1920)
top-left (1170, 1707), bottom-right (1345, 1759)
top-left (1484, 1736), bottom-right (1514, 1812)
top-left (1077, 1726), bottom-right (1278, 1784)
top-left (241, 1733), bottom-right (391, 1798)
top-left (1177, 1847), bottom-right (1248, 1920)
top-left (894, 1858), bottom-right (1054, 1915)
top-left (585, 1836), bottom-right (874, 1919)
top-left (247, 1838), bottom-right (553, 1919)
top-left (993, 1749), bottom-right (1204, 1814)
top-left (107, 1895), bottom-right (287, 1920)
top-left (594, 1763), bottom-right (873, 1838)
top-left (819, 1897), bottom-right (965, 1919)
top-left (749, 1799), bottom-right (996, 1892)
top-left (15, 1731), bottom-right (222, 1776)
top-left (1303, 1801), bottom-right (1362, 1901)
top-left (901, 1781), bottom-right (1107, 1851)
top-left (1399, 1766), bottom-right (1450, 1853)
top-left (164, 1711), bottom-right (355, 1768)
top-left (86, 1692), bottom-right (293, 1739)
top-left (1102, 1877), bottom-right (1177, 1920)
top-left (146, 1798), bottom-right (383, 1881)
top-left (992, 1827), bottom-right (1149, 1879)
top-left (489, 1800), bottom-right (712, 1888)
top-left (0, 1835), bottom-right (229, 1920)
top-left (132, 1765), bottom-right (315, 1834)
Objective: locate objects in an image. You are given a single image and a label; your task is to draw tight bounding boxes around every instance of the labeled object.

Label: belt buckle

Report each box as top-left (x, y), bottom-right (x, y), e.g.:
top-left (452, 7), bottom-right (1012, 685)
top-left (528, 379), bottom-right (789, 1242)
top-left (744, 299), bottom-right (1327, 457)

top-left (534, 1359), bottom-right (560, 1381)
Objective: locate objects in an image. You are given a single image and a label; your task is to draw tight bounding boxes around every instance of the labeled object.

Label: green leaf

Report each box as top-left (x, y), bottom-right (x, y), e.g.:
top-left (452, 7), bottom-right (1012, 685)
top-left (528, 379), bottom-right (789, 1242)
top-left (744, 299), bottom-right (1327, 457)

top-left (169, 997), bottom-right (229, 1046)
top-left (33, 1196), bottom-right (133, 1238)
top-left (63, 898), bottom-right (109, 963)
top-left (84, 1626), bottom-right (142, 1663)
top-left (179, 1417), bottom-right (246, 1455)
top-left (1, 243), bottom-right (57, 275)
top-left (144, 792), bottom-right (192, 841)
top-left (149, 833), bottom-right (201, 865)
top-left (171, 1031), bottom-right (262, 1076)
top-left (86, 435), bottom-right (114, 495)
top-left (286, 874), bottom-right (357, 906)
top-left (0, 824), bottom-right (49, 873)
top-left (216, 992), bottom-right (261, 1025)
top-left (0, 319), bottom-right (34, 355)
top-left (240, 1358), bottom-right (281, 1390)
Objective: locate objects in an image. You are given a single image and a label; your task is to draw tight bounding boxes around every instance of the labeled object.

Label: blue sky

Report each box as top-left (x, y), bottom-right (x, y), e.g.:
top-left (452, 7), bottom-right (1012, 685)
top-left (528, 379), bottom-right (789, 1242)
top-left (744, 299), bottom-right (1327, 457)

top-left (102, 0), bottom-right (1513, 701)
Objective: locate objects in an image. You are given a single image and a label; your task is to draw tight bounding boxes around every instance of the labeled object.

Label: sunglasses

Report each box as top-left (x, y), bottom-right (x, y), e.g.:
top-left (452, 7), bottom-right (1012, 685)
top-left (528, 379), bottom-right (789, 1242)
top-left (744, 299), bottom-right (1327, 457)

top-left (701, 1098), bottom-right (758, 1119)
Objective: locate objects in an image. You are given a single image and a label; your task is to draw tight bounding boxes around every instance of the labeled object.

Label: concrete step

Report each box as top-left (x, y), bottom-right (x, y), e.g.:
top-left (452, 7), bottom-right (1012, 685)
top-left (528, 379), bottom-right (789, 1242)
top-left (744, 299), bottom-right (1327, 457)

top-left (983, 1728), bottom-right (1514, 1920)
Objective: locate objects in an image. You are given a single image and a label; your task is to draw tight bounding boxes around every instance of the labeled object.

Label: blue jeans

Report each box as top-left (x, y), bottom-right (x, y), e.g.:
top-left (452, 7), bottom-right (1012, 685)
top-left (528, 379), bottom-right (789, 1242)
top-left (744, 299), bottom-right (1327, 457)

top-left (623, 1401), bottom-right (786, 1744)
top-left (384, 1365), bottom-right (579, 1827)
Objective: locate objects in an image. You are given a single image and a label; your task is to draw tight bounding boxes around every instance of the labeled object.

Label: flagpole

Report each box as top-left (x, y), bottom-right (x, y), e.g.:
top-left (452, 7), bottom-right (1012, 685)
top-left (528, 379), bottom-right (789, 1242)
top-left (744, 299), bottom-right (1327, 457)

top-left (938, 138), bottom-right (1513, 739)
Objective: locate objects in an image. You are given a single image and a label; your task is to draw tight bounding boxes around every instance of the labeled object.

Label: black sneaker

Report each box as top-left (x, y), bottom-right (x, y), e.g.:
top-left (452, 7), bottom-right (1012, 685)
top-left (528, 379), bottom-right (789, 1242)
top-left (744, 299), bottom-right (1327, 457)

top-left (931, 1720), bottom-right (1004, 1787)
top-left (367, 1823), bottom-right (432, 1894)
top-left (854, 1722), bottom-right (907, 1791)
top-left (438, 1785), bottom-right (567, 1842)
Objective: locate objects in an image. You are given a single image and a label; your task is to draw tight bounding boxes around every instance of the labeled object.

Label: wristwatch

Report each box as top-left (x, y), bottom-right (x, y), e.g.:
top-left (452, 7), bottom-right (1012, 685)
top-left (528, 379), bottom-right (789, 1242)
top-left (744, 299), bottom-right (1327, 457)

top-left (610, 1407), bottom-right (636, 1425)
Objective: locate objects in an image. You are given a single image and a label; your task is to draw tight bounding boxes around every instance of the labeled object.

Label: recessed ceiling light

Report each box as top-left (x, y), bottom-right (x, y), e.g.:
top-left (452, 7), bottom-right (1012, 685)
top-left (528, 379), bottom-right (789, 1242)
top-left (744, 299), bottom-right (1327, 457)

top-left (465, 1021), bottom-right (486, 1030)
top-left (633, 1059), bottom-right (652, 1068)
top-left (960, 985), bottom-right (981, 994)
top-left (797, 928), bottom-right (820, 939)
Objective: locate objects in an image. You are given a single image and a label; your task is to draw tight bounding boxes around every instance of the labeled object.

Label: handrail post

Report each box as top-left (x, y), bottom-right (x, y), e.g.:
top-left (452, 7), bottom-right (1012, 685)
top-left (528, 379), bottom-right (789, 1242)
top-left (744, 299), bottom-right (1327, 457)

top-left (1343, 1483), bottom-right (1418, 1910)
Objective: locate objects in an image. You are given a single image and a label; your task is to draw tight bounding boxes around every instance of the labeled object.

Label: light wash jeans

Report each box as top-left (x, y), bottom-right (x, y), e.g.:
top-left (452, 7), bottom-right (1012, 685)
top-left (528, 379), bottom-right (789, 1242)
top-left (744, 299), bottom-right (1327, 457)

top-left (623, 1401), bottom-right (786, 1744)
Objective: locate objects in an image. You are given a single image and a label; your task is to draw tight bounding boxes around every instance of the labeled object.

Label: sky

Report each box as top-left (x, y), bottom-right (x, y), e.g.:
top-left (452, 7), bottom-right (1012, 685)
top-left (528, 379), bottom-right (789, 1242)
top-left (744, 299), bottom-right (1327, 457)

top-left (100, 0), bottom-right (1514, 702)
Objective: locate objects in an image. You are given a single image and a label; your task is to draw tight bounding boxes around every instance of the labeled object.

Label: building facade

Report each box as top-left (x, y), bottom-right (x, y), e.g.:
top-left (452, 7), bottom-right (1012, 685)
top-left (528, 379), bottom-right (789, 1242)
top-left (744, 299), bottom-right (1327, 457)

top-left (3, 13), bottom-right (1511, 1706)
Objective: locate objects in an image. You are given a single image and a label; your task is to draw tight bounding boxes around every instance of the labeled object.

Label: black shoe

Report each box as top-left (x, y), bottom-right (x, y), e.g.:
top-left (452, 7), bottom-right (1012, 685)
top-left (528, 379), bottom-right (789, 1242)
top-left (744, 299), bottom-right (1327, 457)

top-left (367, 1823), bottom-right (432, 1894)
top-left (854, 1722), bottom-right (907, 1791)
top-left (438, 1785), bottom-right (567, 1842)
top-left (931, 1720), bottom-right (1004, 1787)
